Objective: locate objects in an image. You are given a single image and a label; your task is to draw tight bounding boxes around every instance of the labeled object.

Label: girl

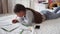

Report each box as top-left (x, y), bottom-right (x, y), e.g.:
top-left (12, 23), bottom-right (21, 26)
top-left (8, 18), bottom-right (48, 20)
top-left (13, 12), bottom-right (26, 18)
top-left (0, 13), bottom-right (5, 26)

top-left (12, 4), bottom-right (60, 26)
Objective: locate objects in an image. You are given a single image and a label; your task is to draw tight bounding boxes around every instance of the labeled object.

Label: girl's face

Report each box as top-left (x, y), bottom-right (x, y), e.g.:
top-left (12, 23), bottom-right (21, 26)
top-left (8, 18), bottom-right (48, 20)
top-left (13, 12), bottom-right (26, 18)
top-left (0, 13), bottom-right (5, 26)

top-left (17, 10), bottom-right (26, 17)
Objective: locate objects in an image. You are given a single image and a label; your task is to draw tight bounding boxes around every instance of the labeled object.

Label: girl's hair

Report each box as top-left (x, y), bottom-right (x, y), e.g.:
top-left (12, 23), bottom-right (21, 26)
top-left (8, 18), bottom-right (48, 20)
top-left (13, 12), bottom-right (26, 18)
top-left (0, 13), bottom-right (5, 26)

top-left (26, 8), bottom-right (43, 24)
top-left (14, 4), bottom-right (26, 13)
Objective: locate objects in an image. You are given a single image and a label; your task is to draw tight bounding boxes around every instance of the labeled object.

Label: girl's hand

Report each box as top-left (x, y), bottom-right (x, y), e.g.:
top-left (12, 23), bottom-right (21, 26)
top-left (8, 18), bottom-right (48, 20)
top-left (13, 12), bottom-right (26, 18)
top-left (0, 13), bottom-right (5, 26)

top-left (12, 19), bottom-right (19, 24)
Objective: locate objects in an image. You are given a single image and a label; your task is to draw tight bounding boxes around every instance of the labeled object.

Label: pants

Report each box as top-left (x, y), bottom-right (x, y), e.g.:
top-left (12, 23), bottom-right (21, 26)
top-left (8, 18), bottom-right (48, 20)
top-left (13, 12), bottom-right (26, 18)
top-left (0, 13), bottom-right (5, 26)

top-left (40, 7), bottom-right (60, 20)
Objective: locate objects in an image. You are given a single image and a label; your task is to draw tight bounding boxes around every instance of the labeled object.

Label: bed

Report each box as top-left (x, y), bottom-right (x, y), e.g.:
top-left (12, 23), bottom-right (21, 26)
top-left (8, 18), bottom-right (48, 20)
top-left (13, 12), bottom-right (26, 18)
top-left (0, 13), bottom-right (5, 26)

top-left (0, 13), bottom-right (60, 34)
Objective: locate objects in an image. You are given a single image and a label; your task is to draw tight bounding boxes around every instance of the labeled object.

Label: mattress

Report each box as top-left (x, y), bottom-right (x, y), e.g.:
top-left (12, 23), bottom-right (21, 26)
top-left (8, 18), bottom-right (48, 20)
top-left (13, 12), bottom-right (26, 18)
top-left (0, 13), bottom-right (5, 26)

top-left (0, 14), bottom-right (60, 34)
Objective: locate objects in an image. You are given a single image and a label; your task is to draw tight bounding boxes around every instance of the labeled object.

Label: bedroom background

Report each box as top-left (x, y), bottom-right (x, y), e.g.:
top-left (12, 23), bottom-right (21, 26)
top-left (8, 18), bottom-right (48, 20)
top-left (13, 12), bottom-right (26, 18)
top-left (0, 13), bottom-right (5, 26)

top-left (0, 0), bottom-right (48, 15)
top-left (0, 0), bottom-right (60, 15)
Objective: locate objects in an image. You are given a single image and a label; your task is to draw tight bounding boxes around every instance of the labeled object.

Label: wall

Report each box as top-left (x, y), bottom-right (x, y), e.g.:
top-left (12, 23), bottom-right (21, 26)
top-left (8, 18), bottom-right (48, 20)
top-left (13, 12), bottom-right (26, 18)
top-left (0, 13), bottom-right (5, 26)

top-left (0, 0), bottom-right (3, 14)
top-left (2, 0), bottom-right (8, 14)
top-left (0, 0), bottom-right (48, 14)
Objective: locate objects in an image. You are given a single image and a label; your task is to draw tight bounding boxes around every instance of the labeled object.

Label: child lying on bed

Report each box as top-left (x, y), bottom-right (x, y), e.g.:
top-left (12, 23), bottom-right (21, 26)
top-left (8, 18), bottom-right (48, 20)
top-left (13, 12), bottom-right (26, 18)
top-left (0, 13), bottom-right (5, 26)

top-left (12, 4), bottom-right (60, 26)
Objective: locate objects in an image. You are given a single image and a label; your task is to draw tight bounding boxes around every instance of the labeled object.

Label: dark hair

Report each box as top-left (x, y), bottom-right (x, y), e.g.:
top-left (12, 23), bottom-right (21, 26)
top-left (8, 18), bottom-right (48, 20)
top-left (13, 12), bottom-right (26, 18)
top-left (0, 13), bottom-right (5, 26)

top-left (14, 4), bottom-right (26, 13)
top-left (26, 8), bottom-right (43, 24)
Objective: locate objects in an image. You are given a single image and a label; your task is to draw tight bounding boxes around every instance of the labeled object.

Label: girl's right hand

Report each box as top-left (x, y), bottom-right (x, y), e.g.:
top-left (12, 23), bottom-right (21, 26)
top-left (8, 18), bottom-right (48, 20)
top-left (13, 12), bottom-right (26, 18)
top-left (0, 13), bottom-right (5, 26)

top-left (12, 19), bottom-right (19, 24)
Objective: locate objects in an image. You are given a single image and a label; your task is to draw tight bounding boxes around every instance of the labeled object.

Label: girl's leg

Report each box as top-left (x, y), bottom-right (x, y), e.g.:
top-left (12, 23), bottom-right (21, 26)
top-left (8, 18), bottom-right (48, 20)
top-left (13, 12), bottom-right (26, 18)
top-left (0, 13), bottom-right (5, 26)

top-left (54, 7), bottom-right (60, 13)
top-left (40, 10), bottom-right (58, 20)
top-left (56, 12), bottom-right (60, 18)
top-left (41, 10), bottom-right (60, 20)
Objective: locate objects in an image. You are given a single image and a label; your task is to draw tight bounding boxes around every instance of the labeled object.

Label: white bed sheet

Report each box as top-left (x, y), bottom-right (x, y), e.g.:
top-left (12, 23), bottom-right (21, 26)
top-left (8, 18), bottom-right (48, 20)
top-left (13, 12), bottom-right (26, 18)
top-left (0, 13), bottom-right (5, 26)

top-left (0, 15), bottom-right (34, 34)
top-left (0, 14), bottom-right (60, 34)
